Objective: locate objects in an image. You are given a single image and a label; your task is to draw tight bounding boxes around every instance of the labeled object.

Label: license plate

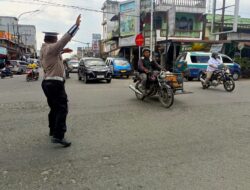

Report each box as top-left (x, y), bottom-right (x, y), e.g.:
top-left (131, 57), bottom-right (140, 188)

top-left (97, 75), bottom-right (104, 78)
top-left (121, 70), bottom-right (126, 73)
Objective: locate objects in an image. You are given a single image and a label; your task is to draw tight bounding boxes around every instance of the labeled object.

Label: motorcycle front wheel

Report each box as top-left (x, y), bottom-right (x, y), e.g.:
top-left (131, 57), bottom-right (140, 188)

top-left (135, 82), bottom-right (145, 100)
top-left (158, 87), bottom-right (174, 108)
top-left (223, 77), bottom-right (235, 92)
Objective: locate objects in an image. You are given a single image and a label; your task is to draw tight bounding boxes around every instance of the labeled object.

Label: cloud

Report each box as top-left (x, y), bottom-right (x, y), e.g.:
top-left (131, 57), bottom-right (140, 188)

top-left (0, 0), bottom-right (104, 54)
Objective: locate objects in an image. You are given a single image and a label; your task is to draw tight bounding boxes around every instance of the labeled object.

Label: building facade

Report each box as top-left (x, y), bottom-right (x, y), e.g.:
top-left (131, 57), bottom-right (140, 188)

top-left (18, 25), bottom-right (37, 56)
top-left (0, 16), bottom-right (19, 59)
top-left (101, 0), bottom-right (119, 56)
top-left (0, 16), bottom-right (37, 59)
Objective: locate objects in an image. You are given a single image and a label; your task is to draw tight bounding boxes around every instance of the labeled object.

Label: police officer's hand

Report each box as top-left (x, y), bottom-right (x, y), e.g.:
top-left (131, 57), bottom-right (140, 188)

top-left (76, 14), bottom-right (81, 26)
top-left (144, 69), bottom-right (149, 74)
top-left (63, 48), bottom-right (73, 53)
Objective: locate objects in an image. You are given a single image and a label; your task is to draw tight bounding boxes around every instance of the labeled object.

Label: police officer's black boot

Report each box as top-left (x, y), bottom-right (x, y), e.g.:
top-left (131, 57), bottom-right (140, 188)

top-left (51, 138), bottom-right (71, 147)
top-left (49, 129), bottom-right (53, 137)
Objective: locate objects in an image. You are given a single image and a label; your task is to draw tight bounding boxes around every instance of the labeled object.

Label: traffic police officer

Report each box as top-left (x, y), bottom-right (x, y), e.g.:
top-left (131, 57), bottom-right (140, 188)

top-left (41, 15), bottom-right (81, 147)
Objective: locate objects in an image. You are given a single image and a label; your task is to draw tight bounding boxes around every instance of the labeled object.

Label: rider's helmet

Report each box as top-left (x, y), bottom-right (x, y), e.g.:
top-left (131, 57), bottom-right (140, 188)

top-left (211, 52), bottom-right (219, 59)
top-left (142, 47), bottom-right (150, 54)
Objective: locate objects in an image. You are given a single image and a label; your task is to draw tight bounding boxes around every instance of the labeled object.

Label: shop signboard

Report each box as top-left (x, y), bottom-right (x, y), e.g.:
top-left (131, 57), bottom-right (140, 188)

top-left (0, 47), bottom-right (7, 55)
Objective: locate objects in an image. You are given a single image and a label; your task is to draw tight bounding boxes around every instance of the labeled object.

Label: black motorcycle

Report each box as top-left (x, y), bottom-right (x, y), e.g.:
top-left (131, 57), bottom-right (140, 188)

top-left (129, 71), bottom-right (174, 108)
top-left (200, 66), bottom-right (235, 92)
top-left (1, 68), bottom-right (13, 79)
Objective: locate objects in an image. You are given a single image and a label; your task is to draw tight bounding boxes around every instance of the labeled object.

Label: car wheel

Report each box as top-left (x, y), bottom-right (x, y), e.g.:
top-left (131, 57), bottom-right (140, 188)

top-left (232, 72), bottom-right (239, 81)
top-left (106, 79), bottom-right (111, 83)
top-left (126, 75), bottom-right (129, 79)
top-left (187, 77), bottom-right (193, 81)
top-left (84, 75), bottom-right (88, 84)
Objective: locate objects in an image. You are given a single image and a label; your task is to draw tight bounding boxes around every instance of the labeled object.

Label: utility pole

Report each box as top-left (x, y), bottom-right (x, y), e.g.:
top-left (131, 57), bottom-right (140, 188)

top-left (150, 0), bottom-right (154, 60)
top-left (72, 40), bottom-right (91, 57)
top-left (220, 0), bottom-right (226, 40)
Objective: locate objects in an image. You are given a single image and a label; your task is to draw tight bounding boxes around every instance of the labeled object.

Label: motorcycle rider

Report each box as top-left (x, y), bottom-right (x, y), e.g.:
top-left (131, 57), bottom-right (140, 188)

top-left (63, 58), bottom-right (71, 79)
top-left (3, 60), bottom-right (12, 75)
top-left (204, 52), bottom-right (223, 85)
top-left (138, 48), bottom-right (163, 91)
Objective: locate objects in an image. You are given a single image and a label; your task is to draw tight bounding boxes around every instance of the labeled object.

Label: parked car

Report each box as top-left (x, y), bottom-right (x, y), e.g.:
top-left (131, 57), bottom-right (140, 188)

top-left (9, 60), bottom-right (28, 74)
top-left (78, 57), bottom-right (112, 83)
top-left (68, 60), bottom-right (79, 73)
top-left (174, 52), bottom-right (241, 81)
top-left (105, 57), bottom-right (132, 78)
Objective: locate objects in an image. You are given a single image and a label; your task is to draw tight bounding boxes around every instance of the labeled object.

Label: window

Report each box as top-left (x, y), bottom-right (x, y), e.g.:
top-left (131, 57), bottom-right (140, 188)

top-left (178, 17), bottom-right (188, 30)
top-left (188, 18), bottom-right (193, 31)
top-left (176, 16), bottom-right (193, 31)
top-left (190, 56), bottom-right (210, 63)
top-left (155, 16), bottom-right (162, 29)
top-left (222, 56), bottom-right (233, 63)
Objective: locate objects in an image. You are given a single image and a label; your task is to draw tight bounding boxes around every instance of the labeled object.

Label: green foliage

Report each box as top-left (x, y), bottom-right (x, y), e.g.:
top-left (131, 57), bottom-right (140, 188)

top-left (234, 56), bottom-right (250, 78)
top-left (234, 57), bottom-right (250, 70)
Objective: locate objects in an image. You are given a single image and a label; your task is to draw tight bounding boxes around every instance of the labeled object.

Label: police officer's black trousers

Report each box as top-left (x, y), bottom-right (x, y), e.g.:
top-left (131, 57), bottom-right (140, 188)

top-left (42, 80), bottom-right (68, 139)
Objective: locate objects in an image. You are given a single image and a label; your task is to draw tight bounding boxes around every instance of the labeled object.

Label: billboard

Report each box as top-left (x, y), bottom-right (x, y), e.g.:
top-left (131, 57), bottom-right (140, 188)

top-left (92, 33), bottom-right (101, 52)
top-left (0, 31), bottom-right (12, 40)
top-left (120, 1), bottom-right (136, 37)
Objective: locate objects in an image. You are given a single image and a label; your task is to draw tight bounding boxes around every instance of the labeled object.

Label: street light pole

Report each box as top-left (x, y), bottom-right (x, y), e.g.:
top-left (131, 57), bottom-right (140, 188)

top-left (17, 9), bottom-right (40, 59)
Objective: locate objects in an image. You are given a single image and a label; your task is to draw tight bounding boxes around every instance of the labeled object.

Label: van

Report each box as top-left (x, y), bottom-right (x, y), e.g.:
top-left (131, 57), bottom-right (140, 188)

top-left (105, 57), bottom-right (132, 78)
top-left (174, 52), bottom-right (241, 81)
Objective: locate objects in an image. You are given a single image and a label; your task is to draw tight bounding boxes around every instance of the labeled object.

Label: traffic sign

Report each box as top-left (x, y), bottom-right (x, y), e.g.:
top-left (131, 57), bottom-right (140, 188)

top-left (135, 33), bottom-right (144, 47)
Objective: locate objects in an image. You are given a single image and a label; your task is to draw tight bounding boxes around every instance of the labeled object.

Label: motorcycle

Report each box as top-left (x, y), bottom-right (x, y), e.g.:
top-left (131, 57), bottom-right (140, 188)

top-left (26, 68), bottom-right (39, 81)
top-left (200, 66), bottom-right (235, 92)
top-left (1, 68), bottom-right (13, 79)
top-left (129, 71), bottom-right (175, 108)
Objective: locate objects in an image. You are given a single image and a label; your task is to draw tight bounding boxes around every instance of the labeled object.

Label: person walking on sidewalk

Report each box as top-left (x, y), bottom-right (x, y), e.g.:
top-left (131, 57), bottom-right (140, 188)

top-left (40, 15), bottom-right (81, 147)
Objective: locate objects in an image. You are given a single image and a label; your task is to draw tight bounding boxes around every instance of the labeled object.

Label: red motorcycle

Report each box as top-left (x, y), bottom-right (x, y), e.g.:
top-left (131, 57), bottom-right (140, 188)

top-left (26, 68), bottom-right (39, 81)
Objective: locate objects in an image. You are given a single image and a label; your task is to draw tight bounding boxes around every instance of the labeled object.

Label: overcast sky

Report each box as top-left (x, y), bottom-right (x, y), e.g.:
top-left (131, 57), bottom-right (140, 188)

top-left (0, 0), bottom-right (249, 58)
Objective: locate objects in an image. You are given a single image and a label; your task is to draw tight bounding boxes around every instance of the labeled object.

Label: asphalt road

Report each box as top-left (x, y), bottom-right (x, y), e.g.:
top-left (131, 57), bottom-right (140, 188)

top-left (0, 72), bottom-right (250, 190)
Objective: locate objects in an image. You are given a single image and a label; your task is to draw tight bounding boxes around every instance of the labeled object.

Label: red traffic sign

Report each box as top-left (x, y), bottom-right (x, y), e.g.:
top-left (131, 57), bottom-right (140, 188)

top-left (135, 33), bottom-right (144, 47)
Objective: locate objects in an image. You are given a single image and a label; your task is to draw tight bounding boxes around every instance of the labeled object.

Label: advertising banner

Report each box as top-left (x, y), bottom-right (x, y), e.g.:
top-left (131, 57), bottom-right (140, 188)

top-left (0, 31), bottom-right (12, 40)
top-left (92, 33), bottom-right (101, 52)
top-left (0, 47), bottom-right (7, 55)
top-left (120, 1), bottom-right (136, 37)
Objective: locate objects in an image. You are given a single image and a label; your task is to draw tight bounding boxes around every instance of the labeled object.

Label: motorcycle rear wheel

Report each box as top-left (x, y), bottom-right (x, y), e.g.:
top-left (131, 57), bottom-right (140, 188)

top-left (223, 78), bottom-right (235, 92)
top-left (158, 87), bottom-right (174, 108)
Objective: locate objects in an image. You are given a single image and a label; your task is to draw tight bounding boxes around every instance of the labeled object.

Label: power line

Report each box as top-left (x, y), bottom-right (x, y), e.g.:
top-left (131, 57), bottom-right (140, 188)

top-left (0, 0), bottom-right (139, 17)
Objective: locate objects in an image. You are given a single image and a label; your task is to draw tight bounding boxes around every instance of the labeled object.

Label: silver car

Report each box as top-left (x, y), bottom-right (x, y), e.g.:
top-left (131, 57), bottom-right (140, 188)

top-left (68, 60), bottom-right (79, 73)
top-left (9, 60), bottom-right (28, 74)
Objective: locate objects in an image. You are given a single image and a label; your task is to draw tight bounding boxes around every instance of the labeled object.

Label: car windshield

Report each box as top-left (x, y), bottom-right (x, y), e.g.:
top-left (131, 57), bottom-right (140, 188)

top-left (85, 60), bottom-right (105, 66)
top-left (113, 59), bottom-right (129, 66)
top-left (68, 61), bottom-right (79, 65)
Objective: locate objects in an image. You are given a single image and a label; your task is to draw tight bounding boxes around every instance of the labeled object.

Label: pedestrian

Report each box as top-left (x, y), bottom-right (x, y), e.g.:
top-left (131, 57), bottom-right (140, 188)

top-left (63, 58), bottom-right (71, 79)
top-left (40, 14), bottom-right (81, 147)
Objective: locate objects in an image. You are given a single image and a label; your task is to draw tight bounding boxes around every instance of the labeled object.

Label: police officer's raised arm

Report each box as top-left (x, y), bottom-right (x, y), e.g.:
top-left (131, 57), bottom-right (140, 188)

top-left (51, 15), bottom-right (81, 54)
